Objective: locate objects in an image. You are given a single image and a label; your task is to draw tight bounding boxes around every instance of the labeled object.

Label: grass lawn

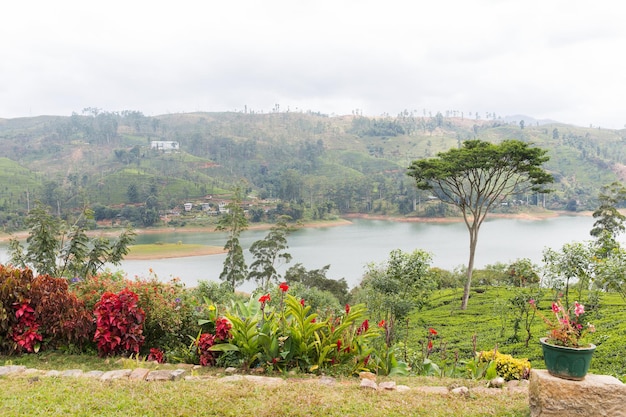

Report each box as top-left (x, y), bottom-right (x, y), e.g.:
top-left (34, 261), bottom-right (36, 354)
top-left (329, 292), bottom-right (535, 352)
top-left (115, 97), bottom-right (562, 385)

top-left (126, 243), bottom-right (225, 260)
top-left (0, 367), bottom-right (530, 417)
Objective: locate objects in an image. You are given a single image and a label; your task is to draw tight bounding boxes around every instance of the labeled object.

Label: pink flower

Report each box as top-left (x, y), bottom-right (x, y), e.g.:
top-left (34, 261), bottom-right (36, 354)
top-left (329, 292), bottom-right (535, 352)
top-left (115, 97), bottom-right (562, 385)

top-left (528, 299), bottom-right (536, 306)
top-left (551, 302), bottom-right (561, 314)
top-left (574, 302), bottom-right (585, 317)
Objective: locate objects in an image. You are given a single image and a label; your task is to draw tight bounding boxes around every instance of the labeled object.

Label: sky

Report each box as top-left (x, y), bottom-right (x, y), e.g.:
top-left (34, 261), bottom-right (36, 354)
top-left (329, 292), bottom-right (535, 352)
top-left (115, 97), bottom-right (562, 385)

top-left (2, 1), bottom-right (625, 128)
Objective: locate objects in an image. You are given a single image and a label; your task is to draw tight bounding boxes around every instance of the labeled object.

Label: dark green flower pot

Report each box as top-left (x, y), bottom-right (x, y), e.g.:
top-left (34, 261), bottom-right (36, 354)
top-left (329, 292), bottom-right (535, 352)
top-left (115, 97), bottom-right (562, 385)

top-left (540, 337), bottom-right (596, 380)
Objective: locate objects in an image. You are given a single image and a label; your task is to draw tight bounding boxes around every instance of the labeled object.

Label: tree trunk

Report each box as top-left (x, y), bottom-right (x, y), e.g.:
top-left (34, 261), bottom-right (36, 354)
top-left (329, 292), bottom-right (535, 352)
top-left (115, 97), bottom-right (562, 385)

top-left (461, 224), bottom-right (479, 310)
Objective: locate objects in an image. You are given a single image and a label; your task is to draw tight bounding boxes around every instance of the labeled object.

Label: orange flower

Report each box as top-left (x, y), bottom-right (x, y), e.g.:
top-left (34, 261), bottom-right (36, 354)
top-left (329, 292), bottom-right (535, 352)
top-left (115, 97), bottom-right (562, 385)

top-left (428, 327), bottom-right (438, 335)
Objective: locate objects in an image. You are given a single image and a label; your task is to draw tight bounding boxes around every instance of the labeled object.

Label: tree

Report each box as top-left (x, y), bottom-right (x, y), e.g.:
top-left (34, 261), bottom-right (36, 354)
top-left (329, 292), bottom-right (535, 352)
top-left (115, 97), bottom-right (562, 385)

top-left (285, 263), bottom-right (349, 305)
top-left (248, 216), bottom-right (292, 291)
top-left (356, 249), bottom-right (434, 345)
top-left (407, 139), bottom-right (553, 309)
top-left (590, 181), bottom-right (626, 258)
top-left (216, 188), bottom-right (249, 289)
top-left (542, 242), bottom-right (595, 308)
top-left (9, 203), bottom-right (135, 278)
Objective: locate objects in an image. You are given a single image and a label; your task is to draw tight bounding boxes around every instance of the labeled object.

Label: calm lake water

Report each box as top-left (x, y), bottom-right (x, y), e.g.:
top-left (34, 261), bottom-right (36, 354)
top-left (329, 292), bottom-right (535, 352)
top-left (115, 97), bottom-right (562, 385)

top-left (0, 216), bottom-right (610, 292)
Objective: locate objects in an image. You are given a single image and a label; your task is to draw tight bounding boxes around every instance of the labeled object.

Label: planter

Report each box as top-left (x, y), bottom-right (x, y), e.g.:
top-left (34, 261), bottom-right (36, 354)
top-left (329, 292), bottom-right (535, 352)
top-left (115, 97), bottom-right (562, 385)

top-left (540, 337), bottom-right (596, 380)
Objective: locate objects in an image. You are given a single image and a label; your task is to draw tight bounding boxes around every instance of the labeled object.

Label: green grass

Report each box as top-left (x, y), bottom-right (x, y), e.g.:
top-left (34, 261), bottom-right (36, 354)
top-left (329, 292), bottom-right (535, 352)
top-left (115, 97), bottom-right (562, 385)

top-left (0, 358), bottom-right (530, 417)
top-left (410, 288), bottom-right (626, 380)
top-left (127, 243), bottom-right (223, 258)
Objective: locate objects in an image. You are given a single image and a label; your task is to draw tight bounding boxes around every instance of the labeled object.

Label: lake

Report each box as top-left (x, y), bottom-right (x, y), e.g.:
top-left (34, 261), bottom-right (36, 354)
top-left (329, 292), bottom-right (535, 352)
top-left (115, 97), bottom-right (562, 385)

top-left (0, 216), bottom-right (610, 292)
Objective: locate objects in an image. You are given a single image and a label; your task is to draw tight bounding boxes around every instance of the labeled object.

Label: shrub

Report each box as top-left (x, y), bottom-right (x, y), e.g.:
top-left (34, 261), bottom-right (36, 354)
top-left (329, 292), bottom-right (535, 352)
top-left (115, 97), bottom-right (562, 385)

top-left (11, 301), bottom-right (42, 353)
top-left (478, 349), bottom-right (531, 381)
top-left (30, 274), bottom-right (93, 351)
top-left (74, 271), bottom-right (201, 355)
top-left (93, 289), bottom-right (145, 356)
top-left (125, 276), bottom-right (201, 355)
top-left (0, 265), bottom-right (92, 354)
top-left (0, 265), bottom-right (34, 353)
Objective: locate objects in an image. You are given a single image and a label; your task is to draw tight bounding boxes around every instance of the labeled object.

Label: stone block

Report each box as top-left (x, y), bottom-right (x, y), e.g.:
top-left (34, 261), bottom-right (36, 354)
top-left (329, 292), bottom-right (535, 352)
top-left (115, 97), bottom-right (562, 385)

top-left (0, 365), bottom-right (26, 376)
top-left (61, 369), bottom-right (84, 378)
top-left (128, 368), bottom-right (151, 381)
top-left (529, 369), bottom-right (626, 417)
top-left (100, 369), bottom-right (132, 381)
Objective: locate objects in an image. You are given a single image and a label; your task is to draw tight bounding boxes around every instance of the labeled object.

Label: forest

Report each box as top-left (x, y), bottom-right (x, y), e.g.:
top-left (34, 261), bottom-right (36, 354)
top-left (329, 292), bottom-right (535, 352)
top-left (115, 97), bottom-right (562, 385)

top-left (1, 108), bottom-right (625, 230)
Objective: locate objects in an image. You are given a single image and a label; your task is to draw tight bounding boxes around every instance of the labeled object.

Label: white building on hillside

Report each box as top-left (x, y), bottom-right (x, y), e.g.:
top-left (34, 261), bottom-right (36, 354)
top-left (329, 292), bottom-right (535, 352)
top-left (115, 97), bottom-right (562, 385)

top-left (151, 141), bottom-right (180, 152)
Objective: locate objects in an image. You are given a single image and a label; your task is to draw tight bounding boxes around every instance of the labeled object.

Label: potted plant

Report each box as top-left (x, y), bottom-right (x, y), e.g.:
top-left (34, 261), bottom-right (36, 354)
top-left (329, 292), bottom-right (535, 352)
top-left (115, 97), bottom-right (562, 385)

top-left (530, 298), bottom-right (596, 380)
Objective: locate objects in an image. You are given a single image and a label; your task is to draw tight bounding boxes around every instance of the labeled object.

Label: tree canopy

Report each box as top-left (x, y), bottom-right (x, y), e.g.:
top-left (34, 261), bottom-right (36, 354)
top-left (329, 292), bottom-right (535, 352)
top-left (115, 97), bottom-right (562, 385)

top-left (407, 139), bottom-right (553, 309)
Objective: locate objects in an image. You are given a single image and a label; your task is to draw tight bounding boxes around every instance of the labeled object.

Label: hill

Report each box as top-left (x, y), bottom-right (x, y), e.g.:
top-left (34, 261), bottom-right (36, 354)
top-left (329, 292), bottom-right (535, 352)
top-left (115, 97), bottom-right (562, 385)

top-left (1, 110), bottom-right (625, 229)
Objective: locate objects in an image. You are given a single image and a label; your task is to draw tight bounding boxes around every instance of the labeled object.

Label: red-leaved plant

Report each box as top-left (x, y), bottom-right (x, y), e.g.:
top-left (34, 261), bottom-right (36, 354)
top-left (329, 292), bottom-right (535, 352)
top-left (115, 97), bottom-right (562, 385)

top-left (93, 289), bottom-right (146, 356)
top-left (195, 317), bottom-right (232, 366)
top-left (11, 301), bottom-right (42, 353)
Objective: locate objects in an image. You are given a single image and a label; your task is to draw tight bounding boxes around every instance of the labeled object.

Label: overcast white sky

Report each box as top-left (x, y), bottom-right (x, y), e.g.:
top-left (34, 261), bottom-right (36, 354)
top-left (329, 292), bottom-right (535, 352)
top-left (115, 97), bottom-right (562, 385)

top-left (1, 1), bottom-right (625, 128)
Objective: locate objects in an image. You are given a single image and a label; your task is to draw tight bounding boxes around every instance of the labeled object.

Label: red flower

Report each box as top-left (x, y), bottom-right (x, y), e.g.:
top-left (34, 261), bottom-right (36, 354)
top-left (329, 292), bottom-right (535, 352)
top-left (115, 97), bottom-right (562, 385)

top-left (300, 299), bottom-right (305, 307)
top-left (345, 304), bottom-right (350, 314)
top-left (336, 340), bottom-right (342, 351)
top-left (258, 294), bottom-right (271, 304)
top-left (551, 302), bottom-right (561, 313)
top-left (428, 327), bottom-right (438, 335)
top-left (357, 319), bottom-right (369, 335)
top-left (378, 319), bottom-right (385, 328)
top-left (279, 282), bottom-right (289, 292)
top-left (427, 340), bottom-right (433, 350)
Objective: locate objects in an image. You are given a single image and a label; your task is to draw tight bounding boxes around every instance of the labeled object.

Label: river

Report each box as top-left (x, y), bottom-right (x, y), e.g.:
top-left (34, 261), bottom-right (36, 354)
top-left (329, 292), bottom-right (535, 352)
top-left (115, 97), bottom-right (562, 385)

top-left (0, 215), bottom-right (611, 292)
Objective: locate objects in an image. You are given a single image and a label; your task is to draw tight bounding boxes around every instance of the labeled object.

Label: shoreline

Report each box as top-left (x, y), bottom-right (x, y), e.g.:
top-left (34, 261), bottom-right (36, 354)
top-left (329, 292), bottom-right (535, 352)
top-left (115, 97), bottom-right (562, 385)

top-left (0, 210), bottom-right (592, 245)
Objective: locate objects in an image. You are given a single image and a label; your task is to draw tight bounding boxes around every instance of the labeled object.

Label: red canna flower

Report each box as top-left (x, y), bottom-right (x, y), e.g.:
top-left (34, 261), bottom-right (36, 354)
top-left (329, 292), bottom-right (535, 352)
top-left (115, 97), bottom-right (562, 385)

top-left (259, 293), bottom-right (271, 304)
top-left (336, 339), bottom-right (342, 351)
top-left (345, 304), bottom-right (350, 314)
top-left (378, 319), bottom-right (386, 328)
top-left (428, 327), bottom-right (438, 335)
top-left (279, 282), bottom-right (289, 292)
top-left (300, 298), bottom-right (305, 307)
top-left (428, 339), bottom-right (433, 350)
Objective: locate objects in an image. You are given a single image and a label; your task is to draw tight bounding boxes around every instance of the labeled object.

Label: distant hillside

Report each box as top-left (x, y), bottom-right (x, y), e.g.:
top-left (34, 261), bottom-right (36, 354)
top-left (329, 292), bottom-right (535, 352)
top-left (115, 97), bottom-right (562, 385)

top-left (1, 110), bottom-right (625, 229)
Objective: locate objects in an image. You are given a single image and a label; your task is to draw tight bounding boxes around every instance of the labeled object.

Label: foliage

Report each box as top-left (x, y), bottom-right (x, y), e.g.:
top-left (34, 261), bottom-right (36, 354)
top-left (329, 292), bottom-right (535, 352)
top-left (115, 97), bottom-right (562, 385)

top-left (0, 265), bottom-right (34, 352)
top-left (285, 263), bottom-right (349, 305)
top-left (192, 280), bottom-right (239, 306)
top-left (507, 288), bottom-right (543, 346)
top-left (0, 265), bottom-right (92, 354)
top-left (216, 187), bottom-right (249, 289)
top-left (124, 275), bottom-right (200, 354)
top-left (590, 181), bottom-right (626, 257)
top-left (407, 139), bottom-right (553, 310)
top-left (477, 349), bottom-right (531, 381)
top-left (93, 289), bottom-right (145, 357)
top-left (248, 216), bottom-right (292, 291)
top-left (594, 247), bottom-right (626, 301)
top-left (531, 298), bottom-right (595, 348)
top-left (10, 301), bottom-right (42, 353)
top-left (29, 274), bottom-right (93, 351)
top-left (541, 242), bottom-right (595, 307)
top-left (356, 249), bottom-right (434, 345)
top-left (507, 258), bottom-right (540, 287)
top-left (209, 284), bottom-right (383, 374)
top-left (8, 203), bottom-right (135, 278)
